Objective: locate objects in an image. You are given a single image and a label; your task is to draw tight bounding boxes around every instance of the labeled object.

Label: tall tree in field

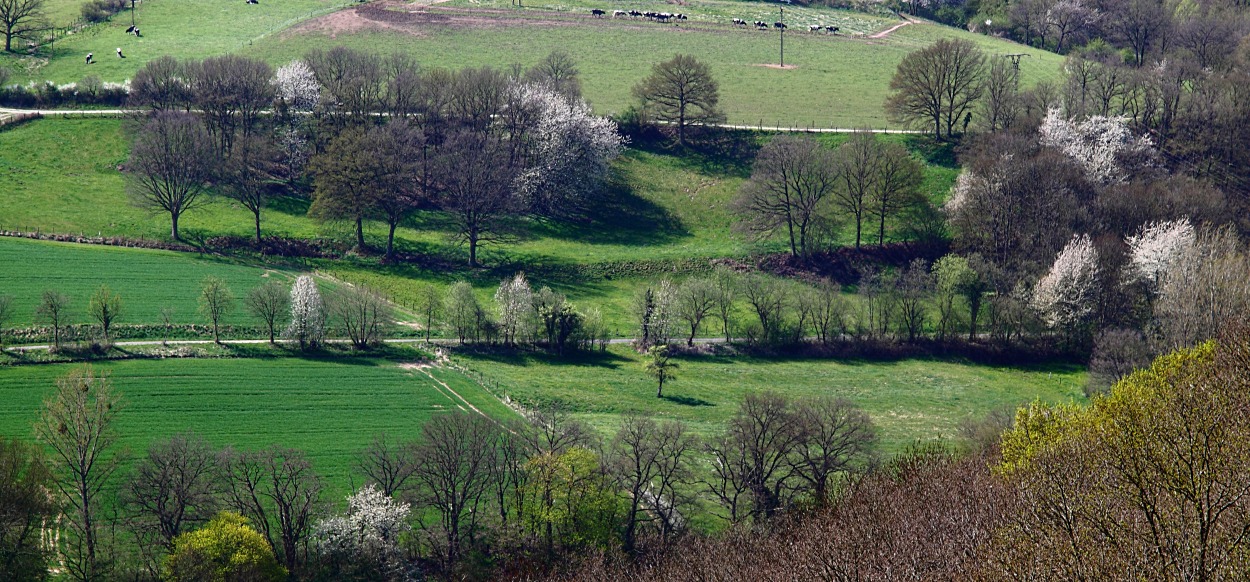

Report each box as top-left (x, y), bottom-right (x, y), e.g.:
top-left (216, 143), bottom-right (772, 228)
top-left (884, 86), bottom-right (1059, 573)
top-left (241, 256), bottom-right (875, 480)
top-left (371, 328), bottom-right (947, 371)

top-left (733, 136), bottom-right (839, 258)
top-left (245, 279), bottom-right (289, 344)
top-left (87, 284), bottom-right (122, 342)
top-left (368, 121), bottom-right (431, 260)
top-left (186, 55), bottom-right (275, 155)
top-left (198, 276), bottom-right (234, 343)
top-left (34, 367), bottom-right (122, 581)
top-left (644, 344), bottom-right (679, 398)
top-left (219, 134), bottom-right (278, 245)
top-left (633, 54), bottom-right (724, 146)
top-left (35, 289), bottom-right (69, 351)
top-left (606, 415), bottom-right (696, 554)
top-left (868, 142), bottom-right (924, 245)
top-left (411, 412), bottom-right (501, 568)
top-left (833, 132), bottom-right (879, 248)
top-left (434, 131), bottom-right (520, 267)
top-left (220, 447), bottom-right (323, 572)
top-left (285, 275), bottom-right (326, 350)
top-left (310, 128), bottom-right (378, 252)
top-left (0, 0), bottom-right (47, 53)
top-left (130, 56), bottom-right (192, 112)
top-left (127, 112), bottom-right (217, 241)
top-left (885, 38), bottom-right (987, 140)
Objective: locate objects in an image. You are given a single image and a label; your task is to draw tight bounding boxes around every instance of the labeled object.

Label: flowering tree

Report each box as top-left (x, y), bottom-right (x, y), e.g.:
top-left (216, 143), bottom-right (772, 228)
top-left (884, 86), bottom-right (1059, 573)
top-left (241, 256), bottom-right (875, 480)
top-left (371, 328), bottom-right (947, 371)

top-left (273, 60), bottom-right (320, 112)
top-left (314, 484), bottom-right (410, 579)
top-left (512, 83), bottom-right (624, 217)
top-left (1032, 234), bottom-right (1100, 336)
top-left (1124, 219), bottom-right (1195, 292)
top-left (285, 275), bottom-right (326, 349)
top-left (1038, 108), bottom-right (1154, 184)
top-left (495, 273), bottom-right (534, 346)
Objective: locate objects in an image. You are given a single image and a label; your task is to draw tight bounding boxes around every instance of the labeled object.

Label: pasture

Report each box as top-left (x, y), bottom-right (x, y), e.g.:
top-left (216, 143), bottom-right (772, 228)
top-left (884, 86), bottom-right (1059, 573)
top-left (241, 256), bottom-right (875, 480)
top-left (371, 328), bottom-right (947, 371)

top-left (0, 354), bottom-right (517, 495)
top-left (460, 345), bottom-right (1087, 454)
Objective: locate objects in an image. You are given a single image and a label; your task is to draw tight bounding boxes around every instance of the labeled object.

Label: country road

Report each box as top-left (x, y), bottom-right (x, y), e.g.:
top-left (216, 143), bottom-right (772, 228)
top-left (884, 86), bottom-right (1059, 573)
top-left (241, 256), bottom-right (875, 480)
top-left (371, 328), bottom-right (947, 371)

top-left (1, 336), bottom-right (725, 352)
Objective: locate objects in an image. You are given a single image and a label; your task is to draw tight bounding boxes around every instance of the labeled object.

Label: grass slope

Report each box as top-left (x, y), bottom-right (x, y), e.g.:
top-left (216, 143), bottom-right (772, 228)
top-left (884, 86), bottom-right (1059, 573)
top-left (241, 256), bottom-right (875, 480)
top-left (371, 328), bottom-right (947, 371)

top-left (0, 355), bottom-right (518, 495)
top-left (461, 345), bottom-right (1087, 454)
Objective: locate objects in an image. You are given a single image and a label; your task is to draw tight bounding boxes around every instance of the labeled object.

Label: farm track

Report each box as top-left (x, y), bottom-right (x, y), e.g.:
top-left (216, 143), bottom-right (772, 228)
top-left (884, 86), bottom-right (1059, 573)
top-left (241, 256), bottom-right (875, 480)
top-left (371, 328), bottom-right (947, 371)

top-left (1, 336), bottom-right (721, 352)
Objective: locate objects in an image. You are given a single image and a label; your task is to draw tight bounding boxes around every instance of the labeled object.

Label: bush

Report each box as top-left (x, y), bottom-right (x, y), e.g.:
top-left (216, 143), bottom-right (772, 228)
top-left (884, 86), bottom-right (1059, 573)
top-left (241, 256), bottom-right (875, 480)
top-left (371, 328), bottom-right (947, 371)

top-left (80, 0), bottom-right (127, 23)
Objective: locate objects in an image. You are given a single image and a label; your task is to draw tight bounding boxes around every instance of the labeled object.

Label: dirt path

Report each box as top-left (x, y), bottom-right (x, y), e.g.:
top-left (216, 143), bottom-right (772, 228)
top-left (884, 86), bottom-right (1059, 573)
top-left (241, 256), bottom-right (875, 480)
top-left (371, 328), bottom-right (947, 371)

top-left (869, 15), bottom-right (919, 39)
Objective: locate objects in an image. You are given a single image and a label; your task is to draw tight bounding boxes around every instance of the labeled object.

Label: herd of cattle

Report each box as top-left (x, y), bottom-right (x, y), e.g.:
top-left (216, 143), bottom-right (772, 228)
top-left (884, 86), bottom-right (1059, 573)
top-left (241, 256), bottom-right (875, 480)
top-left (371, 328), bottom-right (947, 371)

top-left (589, 8), bottom-right (839, 32)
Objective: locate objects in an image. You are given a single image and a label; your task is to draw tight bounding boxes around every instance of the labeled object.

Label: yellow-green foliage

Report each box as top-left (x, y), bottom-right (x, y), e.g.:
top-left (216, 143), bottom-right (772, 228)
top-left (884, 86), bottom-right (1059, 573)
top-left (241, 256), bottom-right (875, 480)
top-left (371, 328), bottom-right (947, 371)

top-left (522, 447), bottom-right (622, 551)
top-left (163, 512), bottom-right (287, 582)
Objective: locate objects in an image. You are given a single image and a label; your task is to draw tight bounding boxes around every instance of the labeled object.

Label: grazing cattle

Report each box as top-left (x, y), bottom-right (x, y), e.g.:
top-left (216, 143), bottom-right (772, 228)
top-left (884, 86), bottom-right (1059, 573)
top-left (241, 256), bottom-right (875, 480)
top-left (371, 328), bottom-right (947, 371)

top-left (134, 27), bottom-right (140, 36)
top-left (754, 20), bottom-right (767, 28)
top-left (125, 25), bottom-right (135, 33)
top-left (591, 8), bottom-right (605, 17)
top-left (116, 47), bottom-right (125, 58)
top-left (732, 18), bottom-right (746, 26)
top-left (809, 24), bottom-right (821, 31)
top-left (825, 25), bottom-right (839, 33)
top-left (675, 13), bottom-right (686, 20)
top-left (86, 52), bottom-right (94, 64)
top-left (773, 22), bottom-right (786, 29)
top-left (613, 10), bottom-right (627, 17)
top-left (628, 9), bottom-right (641, 16)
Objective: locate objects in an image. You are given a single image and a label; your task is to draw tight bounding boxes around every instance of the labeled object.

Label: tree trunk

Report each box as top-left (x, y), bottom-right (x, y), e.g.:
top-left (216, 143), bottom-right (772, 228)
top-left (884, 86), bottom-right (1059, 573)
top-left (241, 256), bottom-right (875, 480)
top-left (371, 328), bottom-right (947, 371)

top-left (657, 376), bottom-right (664, 398)
top-left (878, 211), bottom-right (887, 246)
top-left (854, 215), bottom-right (862, 248)
top-left (171, 212), bottom-right (181, 241)
top-left (386, 221), bottom-right (397, 259)
top-left (469, 232), bottom-right (479, 267)
top-left (355, 216), bottom-right (366, 251)
top-left (254, 209), bottom-right (263, 244)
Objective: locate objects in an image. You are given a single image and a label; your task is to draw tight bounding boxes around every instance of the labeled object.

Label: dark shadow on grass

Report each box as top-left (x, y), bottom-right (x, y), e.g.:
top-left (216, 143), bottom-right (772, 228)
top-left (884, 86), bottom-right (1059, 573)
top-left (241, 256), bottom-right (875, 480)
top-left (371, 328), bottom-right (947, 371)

top-left (267, 194), bottom-right (312, 218)
top-left (457, 346), bottom-right (630, 369)
top-left (516, 176), bottom-right (689, 247)
top-left (661, 394), bottom-right (714, 407)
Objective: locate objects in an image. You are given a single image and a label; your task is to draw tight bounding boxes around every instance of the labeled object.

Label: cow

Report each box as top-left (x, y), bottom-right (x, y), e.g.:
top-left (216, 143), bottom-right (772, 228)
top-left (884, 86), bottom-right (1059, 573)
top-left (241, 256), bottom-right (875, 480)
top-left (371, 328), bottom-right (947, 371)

top-left (613, 10), bottom-right (627, 17)
top-left (116, 47), bottom-right (125, 58)
top-left (732, 18), bottom-right (746, 26)
top-left (591, 8), bottom-right (605, 17)
top-left (825, 25), bottom-right (839, 33)
top-left (125, 25), bottom-right (135, 33)
top-left (774, 22), bottom-right (786, 29)
top-left (809, 24), bottom-right (821, 31)
top-left (628, 9), bottom-right (641, 16)
top-left (754, 20), bottom-right (768, 28)
top-left (86, 52), bottom-right (94, 64)
top-left (675, 13), bottom-right (686, 20)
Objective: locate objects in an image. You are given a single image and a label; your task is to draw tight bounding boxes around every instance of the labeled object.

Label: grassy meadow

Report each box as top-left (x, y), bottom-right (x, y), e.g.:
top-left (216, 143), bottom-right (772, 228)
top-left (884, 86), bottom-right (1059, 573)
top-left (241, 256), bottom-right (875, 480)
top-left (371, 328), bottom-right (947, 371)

top-left (459, 345), bottom-right (1087, 454)
top-left (0, 354), bottom-right (519, 495)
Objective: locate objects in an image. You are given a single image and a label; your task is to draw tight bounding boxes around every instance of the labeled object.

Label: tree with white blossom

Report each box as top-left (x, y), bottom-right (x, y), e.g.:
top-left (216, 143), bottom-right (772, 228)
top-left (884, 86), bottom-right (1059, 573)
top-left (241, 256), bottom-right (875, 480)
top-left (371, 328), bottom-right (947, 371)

top-left (1124, 219), bottom-right (1195, 292)
top-left (1032, 234), bottom-right (1100, 339)
top-left (314, 484), bottom-right (411, 579)
top-left (495, 272), bottom-right (534, 346)
top-left (512, 83), bottom-right (624, 218)
top-left (1038, 108), bottom-right (1154, 184)
top-left (273, 60), bottom-right (321, 112)
top-left (285, 275), bottom-right (326, 350)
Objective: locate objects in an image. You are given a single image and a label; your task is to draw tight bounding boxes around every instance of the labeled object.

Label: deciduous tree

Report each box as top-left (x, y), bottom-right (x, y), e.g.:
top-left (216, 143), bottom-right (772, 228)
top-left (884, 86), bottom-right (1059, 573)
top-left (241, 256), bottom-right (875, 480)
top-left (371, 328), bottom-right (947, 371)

top-left (644, 344), bottom-right (678, 399)
top-left (633, 54), bottom-right (724, 146)
top-left (198, 276), bottom-right (234, 343)
top-left (127, 111), bottom-right (217, 241)
top-left (434, 131), bottom-right (520, 267)
top-left (285, 274), bottom-right (325, 349)
top-left (87, 284), bottom-right (122, 342)
top-left (35, 289), bottom-right (69, 351)
top-left (0, 0), bottom-right (47, 53)
top-left (163, 512), bottom-right (286, 582)
top-left (245, 279), bottom-right (289, 344)
top-left (733, 136), bottom-right (839, 258)
top-left (885, 38), bottom-right (987, 139)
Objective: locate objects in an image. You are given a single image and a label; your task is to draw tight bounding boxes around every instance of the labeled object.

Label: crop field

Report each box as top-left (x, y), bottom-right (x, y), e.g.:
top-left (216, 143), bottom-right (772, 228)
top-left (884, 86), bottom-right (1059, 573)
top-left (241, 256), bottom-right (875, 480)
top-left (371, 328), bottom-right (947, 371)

top-left (460, 345), bottom-right (1087, 454)
top-left (0, 355), bottom-right (518, 495)
top-left (0, 237), bottom-right (300, 326)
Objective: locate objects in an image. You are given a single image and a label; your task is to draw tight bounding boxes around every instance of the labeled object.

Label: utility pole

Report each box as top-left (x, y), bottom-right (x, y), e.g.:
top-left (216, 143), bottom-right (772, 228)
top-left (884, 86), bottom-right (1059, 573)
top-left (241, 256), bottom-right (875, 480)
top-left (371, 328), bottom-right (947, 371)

top-left (780, 7), bottom-right (785, 67)
top-left (131, 0), bottom-right (135, 28)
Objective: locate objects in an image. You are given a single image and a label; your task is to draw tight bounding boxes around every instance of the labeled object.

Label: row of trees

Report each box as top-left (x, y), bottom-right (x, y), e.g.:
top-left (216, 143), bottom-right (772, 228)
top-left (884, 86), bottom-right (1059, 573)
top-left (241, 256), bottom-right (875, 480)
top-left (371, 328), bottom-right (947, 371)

top-left (0, 365), bottom-right (877, 580)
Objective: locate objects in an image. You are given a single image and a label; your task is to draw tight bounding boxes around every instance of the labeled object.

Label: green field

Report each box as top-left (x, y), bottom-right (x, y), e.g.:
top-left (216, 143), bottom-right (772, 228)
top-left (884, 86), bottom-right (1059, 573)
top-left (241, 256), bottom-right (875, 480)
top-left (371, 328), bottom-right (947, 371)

top-left (461, 346), bottom-right (1087, 454)
top-left (3, 0), bottom-right (1065, 126)
top-left (0, 355), bottom-right (518, 495)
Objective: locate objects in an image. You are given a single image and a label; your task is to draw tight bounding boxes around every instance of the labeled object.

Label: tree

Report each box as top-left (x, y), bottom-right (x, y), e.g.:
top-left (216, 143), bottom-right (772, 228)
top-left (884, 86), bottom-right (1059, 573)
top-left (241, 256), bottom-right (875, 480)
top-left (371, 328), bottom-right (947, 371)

top-left (1153, 227), bottom-right (1250, 351)
top-left (675, 277), bottom-right (716, 346)
top-left (273, 59), bottom-right (321, 113)
top-left (219, 134), bottom-right (278, 244)
top-left (633, 54), bottom-right (725, 146)
top-left (868, 142), bottom-right (924, 245)
top-left (163, 512), bottom-right (287, 582)
top-left (411, 412), bottom-right (500, 568)
top-left (0, 0), bottom-right (47, 53)
top-left (833, 132), bottom-right (878, 248)
top-left (0, 437), bottom-right (56, 581)
top-left (606, 416), bottom-right (696, 554)
top-left (981, 57), bottom-right (1021, 132)
top-left (245, 279), bottom-right (290, 344)
top-left (525, 49), bottom-right (583, 99)
top-left (87, 284), bottom-right (122, 342)
top-left (733, 136), bottom-right (839, 258)
top-left (741, 273), bottom-right (789, 345)
top-left (313, 484), bottom-right (410, 580)
top-left (644, 344), bottom-right (679, 399)
top-left (1032, 234), bottom-right (1100, 340)
top-left (126, 111), bottom-right (217, 241)
top-left (198, 277), bottom-right (234, 343)
top-left (1038, 108), bottom-right (1154, 184)
top-left (357, 434), bottom-right (419, 499)
top-left (704, 392), bottom-right (804, 523)
top-left (495, 273), bottom-right (534, 346)
top-left (220, 447), bottom-right (323, 571)
top-left (332, 284), bottom-right (391, 349)
top-left (309, 128), bottom-right (379, 252)
top-left (130, 56), bottom-right (191, 111)
top-left (121, 432), bottom-right (222, 575)
top-left (0, 294), bottom-right (11, 347)
top-left (894, 259), bottom-right (932, 343)
top-left (368, 121), bottom-right (431, 259)
top-left (790, 396), bottom-right (876, 504)
top-left (633, 280), bottom-right (676, 348)
top-left (711, 267), bottom-right (737, 343)
top-left (435, 131), bottom-right (520, 267)
top-left (285, 275), bottom-right (326, 350)
top-left (35, 289), bottom-right (68, 351)
top-left (444, 282), bottom-right (481, 344)
top-left (415, 283), bottom-right (442, 343)
top-left (885, 38), bottom-right (987, 140)
top-left (186, 55), bottom-right (274, 155)
top-left (34, 367), bottom-right (122, 581)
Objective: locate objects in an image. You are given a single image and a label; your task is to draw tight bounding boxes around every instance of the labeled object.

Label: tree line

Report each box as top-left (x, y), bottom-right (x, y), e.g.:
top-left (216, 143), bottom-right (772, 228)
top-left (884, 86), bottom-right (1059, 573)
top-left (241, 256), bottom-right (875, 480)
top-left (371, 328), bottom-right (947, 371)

top-left (0, 366), bottom-right (877, 581)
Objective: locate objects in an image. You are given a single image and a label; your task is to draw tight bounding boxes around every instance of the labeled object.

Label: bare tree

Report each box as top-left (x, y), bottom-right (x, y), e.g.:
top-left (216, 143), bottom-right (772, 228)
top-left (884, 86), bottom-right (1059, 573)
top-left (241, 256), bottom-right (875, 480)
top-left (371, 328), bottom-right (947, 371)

top-left (120, 433), bottom-right (221, 575)
top-left (357, 434), bottom-right (419, 498)
top-left (129, 56), bottom-right (191, 111)
top-left (411, 412), bottom-right (501, 568)
top-left (35, 289), bottom-right (69, 351)
top-left (675, 277), bottom-right (716, 346)
top-left (740, 273), bottom-right (789, 344)
top-left (894, 259), bottom-right (932, 343)
top-left (790, 396), bottom-right (876, 504)
top-left (416, 283), bottom-right (442, 343)
top-left (126, 112), bottom-right (217, 241)
top-left (526, 50), bottom-right (583, 99)
top-left (219, 134), bottom-right (278, 245)
top-left (633, 54), bottom-right (725, 146)
top-left (87, 284), bottom-right (122, 343)
top-left (245, 280), bottom-right (289, 344)
top-left (34, 367), bottom-right (122, 581)
top-left (369, 120), bottom-right (431, 259)
top-left (607, 415), bottom-right (696, 554)
top-left (0, 0), bottom-right (47, 53)
top-left (885, 38), bottom-right (987, 139)
top-left (705, 392), bottom-right (804, 524)
top-left (434, 131), bottom-right (520, 267)
top-left (868, 142), bottom-right (924, 246)
top-left (331, 284), bottom-right (391, 349)
top-left (982, 57), bottom-right (1021, 132)
top-left (833, 132), bottom-right (879, 249)
top-left (198, 277), bottom-right (234, 343)
top-left (220, 446), bottom-right (323, 572)
top-left (187, 55), bottom-right (275, 155)
top-left (304, 46), bottom-right (385, 127)
top-left (733, 136), bottom-right (839, 258)
top-left (711, 267), bottom-right (737, 343)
